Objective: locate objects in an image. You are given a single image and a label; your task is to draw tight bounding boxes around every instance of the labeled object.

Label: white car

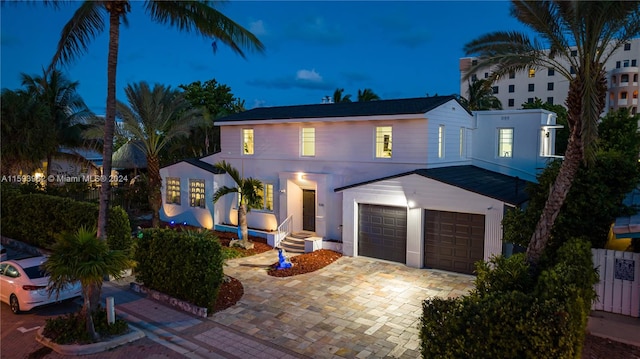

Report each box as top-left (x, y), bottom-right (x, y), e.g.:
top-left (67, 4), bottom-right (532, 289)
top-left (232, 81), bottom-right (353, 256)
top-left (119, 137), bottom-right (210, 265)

top-left (0, 256), bottom-right (81, 314)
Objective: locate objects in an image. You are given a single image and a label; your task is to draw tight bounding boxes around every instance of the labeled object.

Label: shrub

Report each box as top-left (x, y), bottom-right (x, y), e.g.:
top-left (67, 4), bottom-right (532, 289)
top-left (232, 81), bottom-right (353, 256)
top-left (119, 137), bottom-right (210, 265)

top-left (420, 238), bottom-right (598, 359)
top-left (42, 306), bottom-right (129, 344)
top-left (134, 228), bottom-right (224, 313)
top-left (0, 188), bottom-right (131, 253)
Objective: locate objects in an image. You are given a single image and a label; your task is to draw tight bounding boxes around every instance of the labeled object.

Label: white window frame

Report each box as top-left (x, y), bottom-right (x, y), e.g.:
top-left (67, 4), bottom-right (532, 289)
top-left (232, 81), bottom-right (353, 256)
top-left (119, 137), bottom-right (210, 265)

top-left (166, 177), bottom-right (181, 204)
top-left (189, 179), bottom-right (206, 208)
top-left (301, 127), bottom-right (315, 157)
top-left (257, 183), bottom-right (274, 211)
top-left (438, 125), bottom-right (445, 158)
top-left (498, 128), bottom-right (514, 158)
top-left (242, 128), bottom-right (254, 155)
top-left (375, 126), bottom-right (392, 158)
top-left (459, 127), bottom-right (465, 158)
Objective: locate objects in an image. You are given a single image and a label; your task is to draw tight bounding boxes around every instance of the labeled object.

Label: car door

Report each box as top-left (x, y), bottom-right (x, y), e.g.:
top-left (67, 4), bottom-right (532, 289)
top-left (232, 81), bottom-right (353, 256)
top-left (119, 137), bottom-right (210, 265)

top-left (0, 263), bottom-right (9, 302)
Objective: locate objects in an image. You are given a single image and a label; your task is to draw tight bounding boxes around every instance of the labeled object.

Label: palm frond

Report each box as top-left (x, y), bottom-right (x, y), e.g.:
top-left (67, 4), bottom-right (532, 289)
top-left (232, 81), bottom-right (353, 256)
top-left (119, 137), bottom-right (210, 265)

top-left (213, 160), bottom-right (242, 186)
top-left (212, 185), bottom-right (238, 204)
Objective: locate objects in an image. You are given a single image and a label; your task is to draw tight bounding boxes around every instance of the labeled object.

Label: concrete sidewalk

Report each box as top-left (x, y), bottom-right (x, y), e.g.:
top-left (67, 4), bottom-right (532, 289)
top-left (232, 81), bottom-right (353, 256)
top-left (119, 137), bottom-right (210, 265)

top-left (587, 311), bottom-right (640, 347)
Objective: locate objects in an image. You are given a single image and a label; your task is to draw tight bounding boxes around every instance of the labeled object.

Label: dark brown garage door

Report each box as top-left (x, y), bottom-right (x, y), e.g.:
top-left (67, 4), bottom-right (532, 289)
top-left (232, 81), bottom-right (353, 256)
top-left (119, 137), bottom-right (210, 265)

top-left (424, 210), bottom-right (484, 274)
top-left (358, 204), bottom-right (407, 263)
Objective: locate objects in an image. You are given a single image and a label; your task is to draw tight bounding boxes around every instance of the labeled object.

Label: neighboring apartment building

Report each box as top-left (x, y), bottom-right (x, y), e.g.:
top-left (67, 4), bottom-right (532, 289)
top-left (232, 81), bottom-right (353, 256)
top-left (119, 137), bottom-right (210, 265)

top-left (460, 38), bottom-right (640, 115)
top-left (160, 96), bottom-right (559, 274)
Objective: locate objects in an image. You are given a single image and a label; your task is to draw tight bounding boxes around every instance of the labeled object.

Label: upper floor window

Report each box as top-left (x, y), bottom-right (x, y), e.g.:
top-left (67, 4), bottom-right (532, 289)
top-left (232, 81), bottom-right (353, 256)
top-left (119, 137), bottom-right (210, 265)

top-left (438, 125), bottom-right (445, 158)
top-left (301, 128), bottom-right (315, 157)
top-left (508, 99), bottom-right (515, 107)
top-left (570, 49), bottom-right (577, 57)
top-left (472, 59), bottom-right (478, 66)
top-left (624, 60), bottom-right (630, 68)
top-left (508, 84), bottom-right (515, 93)
top-left (621, 92), bottom-right (628, 100)
top-left (166, 177), bottom-right (181, 204)
top-left (621, 74), bottom-right (630, 83)
top-left (471, 74), bottom-right (478, 82)
top-left (375, 126), bottom-right (392, 158)
top-left (189, 179), bottom-right (205, 208)
top-left (633, 60), bottom-right (637, 67)
top-left (547, 97), bottom-right (554, 105)
top-left (527, 98), bottom-right (534, 104)
top-left (257, 182), bottom-right (273, 211)
top-left (528, 69), bottom-right (535, 78)
top-left (547, 82), bottom-right (554, 91)
top-left (624, 43), bottom-right (631, 51)
top-left (492, 86), bottom-right (499, 94)
top-left (548, 68), bottom-right (555, 76)
top-left (242, 129), bottom-right (254, 155)
top-left (570, 66), bottom-right (576, 74)
top-left (509, 71), bottom-right (516, 79)
top-left (634, 90), bottom-right (638, 99)
top-left (528, 84), bottom-right (535, 92)
top-left (498, 128), bottom-right (513, 158)
top-left (616, 61), bottom-right (621, 69)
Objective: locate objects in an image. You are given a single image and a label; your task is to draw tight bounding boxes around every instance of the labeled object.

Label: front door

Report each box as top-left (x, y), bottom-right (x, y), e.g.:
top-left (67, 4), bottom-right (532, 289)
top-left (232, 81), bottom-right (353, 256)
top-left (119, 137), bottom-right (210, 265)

top-left (302, 189), bottom-right (316, 232)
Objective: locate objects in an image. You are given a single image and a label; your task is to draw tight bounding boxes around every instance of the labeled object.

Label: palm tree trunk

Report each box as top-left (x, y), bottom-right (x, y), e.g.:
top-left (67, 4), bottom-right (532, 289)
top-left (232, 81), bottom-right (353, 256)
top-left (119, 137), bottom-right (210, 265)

top-left (238, 203), bottom-right (249, 246)
top-left (82, 286), bottom-right (99, 341)
top-left (147, 154), bottom-right (162, 228)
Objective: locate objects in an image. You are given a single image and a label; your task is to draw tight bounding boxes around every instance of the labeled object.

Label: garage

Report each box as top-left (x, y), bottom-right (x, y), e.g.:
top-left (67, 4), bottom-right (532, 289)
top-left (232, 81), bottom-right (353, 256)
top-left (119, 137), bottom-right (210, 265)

top-left (358, 204), bottom-right (407, 263)
top-left (424, 210), bottom-right (485, 274)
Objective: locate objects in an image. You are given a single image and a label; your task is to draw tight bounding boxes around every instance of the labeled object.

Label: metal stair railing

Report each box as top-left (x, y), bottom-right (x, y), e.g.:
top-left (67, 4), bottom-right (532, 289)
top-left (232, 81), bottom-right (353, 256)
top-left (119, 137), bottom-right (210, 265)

top-left (275, 215), bottom-right (293, 248)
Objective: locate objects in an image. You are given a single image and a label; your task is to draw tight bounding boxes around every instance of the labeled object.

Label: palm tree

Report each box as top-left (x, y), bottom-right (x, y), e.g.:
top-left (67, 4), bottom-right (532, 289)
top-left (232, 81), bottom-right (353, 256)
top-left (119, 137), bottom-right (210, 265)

top-left (357, 88), bottom-right (380, 102)
top-left (115, 82), bottom-right (204, 228)
top-left (21, 69), bottom-right (94, 179)
top-left (212, 160), bottom-right (263, 250)
top-left (459, 79), bottom-right (502, 110)
top-left (0, 89), bottom-right (51, 175)
top-left (332, 88), bottom-right (352, 103)
top-left (464, 1), bottom-right (640, 264)
top-left (47, 1), bottom-right (265, 242)
top-left (43, 227), bottom-right (131, 341)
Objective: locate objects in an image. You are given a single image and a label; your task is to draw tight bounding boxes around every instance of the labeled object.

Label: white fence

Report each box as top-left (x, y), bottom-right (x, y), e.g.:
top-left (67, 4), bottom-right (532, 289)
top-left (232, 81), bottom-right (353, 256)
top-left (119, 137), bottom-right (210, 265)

top-left (591, 249), bottom-right (640, 317)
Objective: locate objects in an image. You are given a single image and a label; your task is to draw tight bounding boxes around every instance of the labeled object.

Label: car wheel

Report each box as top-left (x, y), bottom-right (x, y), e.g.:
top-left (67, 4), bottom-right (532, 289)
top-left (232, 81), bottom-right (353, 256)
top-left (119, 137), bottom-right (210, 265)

top-left (10, 294), bottom-right (21, 314)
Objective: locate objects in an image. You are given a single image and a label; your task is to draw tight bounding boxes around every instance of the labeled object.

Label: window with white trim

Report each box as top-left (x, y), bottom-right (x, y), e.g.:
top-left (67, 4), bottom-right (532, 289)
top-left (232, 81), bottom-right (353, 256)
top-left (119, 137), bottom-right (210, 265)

top-left (242, 129), bottom-right (254, 155)
top-left (498, 128), bottom-right (513, 158)
top-left (166, 177), bottom-right (181, 204)
top-left (257, 183), bottom-right (274, 211)
top-left (459, 127), bottom-right (465, 158)
top-left (438, 125), bottom-right (445, 158)
top-left (375, 126), bottom-right (392, 158)
top-left (189, 179), bottom-right (205, 208)
top-left (301, 128), bottom-right (315, 156)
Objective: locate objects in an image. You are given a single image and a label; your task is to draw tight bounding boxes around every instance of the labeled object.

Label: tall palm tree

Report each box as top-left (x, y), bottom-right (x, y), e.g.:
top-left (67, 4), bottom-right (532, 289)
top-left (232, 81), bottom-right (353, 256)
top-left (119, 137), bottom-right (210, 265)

top-left (47, 1), bottom-right (265, 241)
top-left (459, 79), bottom-right (502, 110)
top-left (212, 160), bottom-right (263, 250)
top-left (44, 227), bottom-right (131, 341)
top-left (357, 88), bottom-right (380, 102)
top-left (332, 88), bottom-right (352, 103)
top-left (116, 82), bottom-right (204, 228)
top-left (464, 0), bottom-right (640, 264)
top-left (21, 69), bottom-right (94, 179)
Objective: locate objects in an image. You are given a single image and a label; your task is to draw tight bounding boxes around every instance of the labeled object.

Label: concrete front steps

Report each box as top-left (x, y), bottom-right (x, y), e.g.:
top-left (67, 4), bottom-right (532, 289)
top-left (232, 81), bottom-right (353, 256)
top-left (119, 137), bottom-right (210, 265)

top-left (280, 231), bottom-right (321, 253)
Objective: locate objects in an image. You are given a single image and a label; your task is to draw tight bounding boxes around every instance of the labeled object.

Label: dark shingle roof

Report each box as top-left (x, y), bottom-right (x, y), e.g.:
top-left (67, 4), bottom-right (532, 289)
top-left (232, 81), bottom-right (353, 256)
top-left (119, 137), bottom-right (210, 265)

top-left (216, 95), bottom-right (466, 122)
top-left (335, 165), bottom-right (531, 206)
top-left (179, 158), bottom-right (225, 174)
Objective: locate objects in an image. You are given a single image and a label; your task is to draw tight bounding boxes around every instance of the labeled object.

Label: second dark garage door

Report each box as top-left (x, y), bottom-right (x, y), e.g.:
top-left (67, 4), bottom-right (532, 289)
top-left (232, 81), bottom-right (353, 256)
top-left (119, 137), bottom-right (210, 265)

top-left (424, 210), bottom-right (485, 274)
top-left (358, 204), bottom-right (407, 263)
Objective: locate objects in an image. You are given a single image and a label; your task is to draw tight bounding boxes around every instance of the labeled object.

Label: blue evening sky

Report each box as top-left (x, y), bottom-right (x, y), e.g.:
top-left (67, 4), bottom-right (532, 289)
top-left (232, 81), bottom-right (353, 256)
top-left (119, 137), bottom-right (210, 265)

top-left (1, 1), bottom-right (531, 114)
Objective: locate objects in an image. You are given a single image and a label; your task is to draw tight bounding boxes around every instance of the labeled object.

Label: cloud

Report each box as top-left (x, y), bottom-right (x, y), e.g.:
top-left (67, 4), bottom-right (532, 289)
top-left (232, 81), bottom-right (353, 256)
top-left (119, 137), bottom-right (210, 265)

top-left (285, 16), bottom-right (344, 45)
top-left (248, 20), bottom-right (267, 36)
top-left (248, 68), bottom-right (334, 91)
top-left (296, 69), bottom-right (322, 82)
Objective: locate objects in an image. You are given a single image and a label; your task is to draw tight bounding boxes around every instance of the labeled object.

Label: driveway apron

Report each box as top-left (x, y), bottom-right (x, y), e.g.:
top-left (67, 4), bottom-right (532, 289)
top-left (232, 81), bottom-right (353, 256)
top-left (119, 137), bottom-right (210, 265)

top-left (214, 250), bottom-right (475, 359)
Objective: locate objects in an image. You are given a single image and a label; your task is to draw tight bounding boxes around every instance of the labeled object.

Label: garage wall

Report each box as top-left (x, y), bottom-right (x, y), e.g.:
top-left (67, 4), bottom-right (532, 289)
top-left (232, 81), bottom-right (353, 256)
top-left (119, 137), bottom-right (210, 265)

top-left (341, 173), bottom-right (505, 268)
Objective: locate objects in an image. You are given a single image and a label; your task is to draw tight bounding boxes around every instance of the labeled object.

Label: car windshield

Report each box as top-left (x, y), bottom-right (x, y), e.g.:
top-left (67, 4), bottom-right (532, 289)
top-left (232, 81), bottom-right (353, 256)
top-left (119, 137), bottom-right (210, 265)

top-left (22, 265), bottom-right (47, 279)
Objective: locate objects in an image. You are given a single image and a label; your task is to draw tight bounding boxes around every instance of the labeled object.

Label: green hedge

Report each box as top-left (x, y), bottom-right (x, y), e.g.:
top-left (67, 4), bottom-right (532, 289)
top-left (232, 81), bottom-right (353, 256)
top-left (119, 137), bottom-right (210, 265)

top-left (420, 239), bottom-right (598, 359)
top-left (0, 188), bottom-right (132, 252)
top-left (134, 229), bottom-right (224, 313)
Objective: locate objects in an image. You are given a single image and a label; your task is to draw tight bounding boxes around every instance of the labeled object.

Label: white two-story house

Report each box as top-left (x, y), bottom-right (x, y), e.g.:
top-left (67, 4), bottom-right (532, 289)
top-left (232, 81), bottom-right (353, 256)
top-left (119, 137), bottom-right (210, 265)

top-left (160, 96), bottom-right (559, 274)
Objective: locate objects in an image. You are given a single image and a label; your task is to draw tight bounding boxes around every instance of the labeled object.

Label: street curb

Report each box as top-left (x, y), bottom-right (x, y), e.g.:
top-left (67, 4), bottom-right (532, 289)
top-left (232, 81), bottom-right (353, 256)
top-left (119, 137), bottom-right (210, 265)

top-left (35, 324), bottom-right (145, 356)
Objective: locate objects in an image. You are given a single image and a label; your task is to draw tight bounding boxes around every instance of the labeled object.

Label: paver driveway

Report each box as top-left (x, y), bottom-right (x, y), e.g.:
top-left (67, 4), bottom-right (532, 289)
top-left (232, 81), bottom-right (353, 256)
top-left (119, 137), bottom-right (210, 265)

top-left (213, 250), bottom-right (476, 359)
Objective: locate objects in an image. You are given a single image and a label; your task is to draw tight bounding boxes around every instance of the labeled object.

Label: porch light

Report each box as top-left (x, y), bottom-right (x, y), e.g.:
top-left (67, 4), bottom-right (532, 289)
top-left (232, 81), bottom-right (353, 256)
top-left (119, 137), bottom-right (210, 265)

top-left (407, 200), bottom-right (416, 208)
top-left (297, 172), bottom-right (306, 180)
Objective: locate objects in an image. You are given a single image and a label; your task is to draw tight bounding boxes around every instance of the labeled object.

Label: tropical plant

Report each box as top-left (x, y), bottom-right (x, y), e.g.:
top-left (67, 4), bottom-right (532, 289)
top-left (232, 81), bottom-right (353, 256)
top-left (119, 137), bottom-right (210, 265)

top-left (114, 82), bottom-right (204, 228)
top-left (212, 160), bottom-right (263, 249)
top-left (43, 227), bottom-right (131, 341)
top-left (20, 69), bottom-right (95, 178)
top-left (463, 0), bottom-right (640, 264)
top-left (332, 88), bottom-right (352, 103)
top-left (0, 88), bottom-right (51, 175)
top-left (357, 88), bottom-right (380, 102)
top-left (459, 79), bottom-right (502, 110)
top-left (47, 0), bottom-right (264, 242)
top-left (166, 78), bottom-right (246, 163)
